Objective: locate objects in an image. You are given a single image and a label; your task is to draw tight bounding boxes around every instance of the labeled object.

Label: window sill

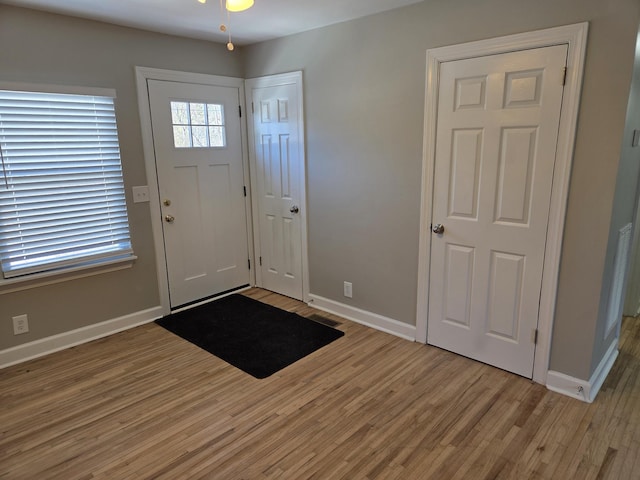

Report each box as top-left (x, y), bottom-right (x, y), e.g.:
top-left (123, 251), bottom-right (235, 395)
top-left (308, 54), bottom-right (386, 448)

top-left (0, 255), bottom-right (137, 295)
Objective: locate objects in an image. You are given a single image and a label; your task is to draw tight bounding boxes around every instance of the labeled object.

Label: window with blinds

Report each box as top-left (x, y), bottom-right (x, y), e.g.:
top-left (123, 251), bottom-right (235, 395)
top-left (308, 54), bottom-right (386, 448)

top-left (0, 88), bottom-right (133, 280)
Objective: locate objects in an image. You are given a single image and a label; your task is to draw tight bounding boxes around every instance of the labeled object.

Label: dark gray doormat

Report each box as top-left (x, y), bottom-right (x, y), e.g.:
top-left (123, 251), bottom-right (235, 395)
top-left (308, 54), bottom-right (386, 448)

top-left (156, 294), bottom-right (344, 379)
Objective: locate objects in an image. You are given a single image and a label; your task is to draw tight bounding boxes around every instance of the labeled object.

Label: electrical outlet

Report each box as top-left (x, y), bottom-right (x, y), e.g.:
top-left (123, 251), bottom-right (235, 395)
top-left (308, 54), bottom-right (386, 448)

top-left (132, 185), bottom-right (150, 203)
top-left (12, 314), bottom-right (29, 335)
top-left (344, 281), bottom-right (353, 298)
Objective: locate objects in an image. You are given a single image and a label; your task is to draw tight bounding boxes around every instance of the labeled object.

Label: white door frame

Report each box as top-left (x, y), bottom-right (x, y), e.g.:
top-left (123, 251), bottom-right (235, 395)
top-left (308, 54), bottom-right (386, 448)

top-left (416, 23), bottom-right (588, 384)
top-left (135, 67), bottom-right (255, 316)
top-left (244, 71), bottom-right (310, 303)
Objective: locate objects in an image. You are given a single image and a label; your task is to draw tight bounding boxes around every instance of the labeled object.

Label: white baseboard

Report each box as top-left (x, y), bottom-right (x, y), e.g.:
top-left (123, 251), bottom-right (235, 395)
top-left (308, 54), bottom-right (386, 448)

top-left (0, 306), bottom-right (164, 369)
top-left (546, 339), bottom-right (619, 403)
top-left (308, 294), bottom-right (415, 341)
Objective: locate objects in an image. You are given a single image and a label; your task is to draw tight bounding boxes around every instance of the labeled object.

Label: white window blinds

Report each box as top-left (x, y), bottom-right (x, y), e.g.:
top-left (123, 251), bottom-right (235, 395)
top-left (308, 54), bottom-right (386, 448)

top-left (0, 89), bottom-right (133, 279)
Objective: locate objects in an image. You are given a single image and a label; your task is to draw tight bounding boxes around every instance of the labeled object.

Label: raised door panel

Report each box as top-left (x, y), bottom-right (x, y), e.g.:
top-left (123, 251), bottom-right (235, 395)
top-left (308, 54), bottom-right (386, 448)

top-left (486, 251), bottom-right (525, 340)
top-left (443, 244), bottom-right (475, 328)
top-left (173, 165), bottom-right (206, 281)
top-left (494, 127), bottom-right (537, 225)
top-left (449, 129), bottom-right (483, 219)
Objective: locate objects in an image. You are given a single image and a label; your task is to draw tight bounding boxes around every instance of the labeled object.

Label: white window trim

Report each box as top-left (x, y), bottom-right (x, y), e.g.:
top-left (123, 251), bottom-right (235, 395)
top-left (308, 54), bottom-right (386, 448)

top-left (0, 82), bottom-right (116, 98)
top-left (0, 255), bottom-right (136, 295)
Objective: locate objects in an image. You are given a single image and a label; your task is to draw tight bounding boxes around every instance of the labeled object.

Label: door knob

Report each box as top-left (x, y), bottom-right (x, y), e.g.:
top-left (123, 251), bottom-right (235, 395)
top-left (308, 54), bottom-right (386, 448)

top-left (432, 223), bottom-right (444, 234)
top-left (290, 205), bottom-right (300, 214)
top-left (164, 214), bottom-right (175, 223)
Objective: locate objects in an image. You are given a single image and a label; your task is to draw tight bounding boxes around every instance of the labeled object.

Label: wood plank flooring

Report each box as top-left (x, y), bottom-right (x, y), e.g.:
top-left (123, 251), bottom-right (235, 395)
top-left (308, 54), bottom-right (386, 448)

top-left (1, 288), bottom-right (640, 479)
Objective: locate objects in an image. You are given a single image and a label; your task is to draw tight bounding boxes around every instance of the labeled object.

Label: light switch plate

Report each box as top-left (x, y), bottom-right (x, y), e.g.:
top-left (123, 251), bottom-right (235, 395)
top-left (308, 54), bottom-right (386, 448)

top-left (132, 185), bottom-right (150, 203)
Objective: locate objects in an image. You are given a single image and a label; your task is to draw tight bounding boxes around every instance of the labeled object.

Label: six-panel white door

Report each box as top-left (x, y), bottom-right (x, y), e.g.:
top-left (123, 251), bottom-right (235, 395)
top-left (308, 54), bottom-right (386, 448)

top-left (250, 82), bottom-right (304, 300)
top-left (427, 45), bottom-right (567, 377)
top-left (148, 80), bottom-right (250, 308)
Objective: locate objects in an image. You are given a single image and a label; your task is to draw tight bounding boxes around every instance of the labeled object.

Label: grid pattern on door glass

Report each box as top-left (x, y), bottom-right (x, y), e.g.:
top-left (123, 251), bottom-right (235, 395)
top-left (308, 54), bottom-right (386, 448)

top-left (170, 101), bottom-right (226, 148)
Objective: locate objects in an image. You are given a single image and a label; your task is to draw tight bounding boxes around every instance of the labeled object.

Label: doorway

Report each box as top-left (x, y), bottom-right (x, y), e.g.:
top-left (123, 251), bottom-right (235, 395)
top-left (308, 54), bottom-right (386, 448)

top-left (427, 45), bottom-right (567, 378)
top-left (416, 23), bottom-right (588, 383)
top-left (245, 72), bottom-right (309, 302)
top-left (147, 79), bottom-right (251, 308)
top-left (136, 68), bottom-right (254, 314)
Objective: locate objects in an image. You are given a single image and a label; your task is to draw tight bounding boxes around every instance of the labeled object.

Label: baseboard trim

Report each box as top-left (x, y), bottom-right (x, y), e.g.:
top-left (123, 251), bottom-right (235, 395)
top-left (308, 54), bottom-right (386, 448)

top-left (0, 306), bottom-right (164, 369)
top-left (308, 294), bottom-right (415, 341)
top-left (546, 339), bottom-right (619, 403)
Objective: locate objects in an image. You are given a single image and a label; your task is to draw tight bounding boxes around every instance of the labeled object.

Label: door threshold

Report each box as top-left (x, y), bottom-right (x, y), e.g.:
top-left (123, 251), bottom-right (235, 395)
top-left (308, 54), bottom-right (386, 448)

top-left (170, 284), bottom-right (251, 313)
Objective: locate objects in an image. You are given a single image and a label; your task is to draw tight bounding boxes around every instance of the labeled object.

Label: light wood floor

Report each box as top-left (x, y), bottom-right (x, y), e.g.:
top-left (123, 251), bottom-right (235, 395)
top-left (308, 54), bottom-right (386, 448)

top-left (1, 288), bottom-right (640, 479)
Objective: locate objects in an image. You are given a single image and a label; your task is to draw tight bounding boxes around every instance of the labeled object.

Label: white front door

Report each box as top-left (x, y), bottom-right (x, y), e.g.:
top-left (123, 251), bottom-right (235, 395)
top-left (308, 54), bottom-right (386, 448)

top-left (148, 80), bottom-right (250, 308)
top-left (247, 73), bottom-right (306, 300)
top-left (427, 45), bottom-right (567, 377)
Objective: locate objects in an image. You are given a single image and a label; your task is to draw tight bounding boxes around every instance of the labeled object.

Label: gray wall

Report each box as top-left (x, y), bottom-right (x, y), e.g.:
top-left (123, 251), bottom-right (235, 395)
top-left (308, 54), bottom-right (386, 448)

top-left (551, 4), bottom-right (640, 380)
top-left (243, 0), bottom-right (640, 379)
top-left (2, 0), bottom-right (640, 383)
top-left (596, 21), bottom-right (640, 374)
top-left (0, 5), bottom-right (243, 349)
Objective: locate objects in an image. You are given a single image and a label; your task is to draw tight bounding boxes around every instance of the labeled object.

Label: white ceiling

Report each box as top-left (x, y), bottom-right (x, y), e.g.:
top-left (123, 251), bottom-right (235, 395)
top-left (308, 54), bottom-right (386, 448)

top-left (2, 0), bottom-right (424, 45)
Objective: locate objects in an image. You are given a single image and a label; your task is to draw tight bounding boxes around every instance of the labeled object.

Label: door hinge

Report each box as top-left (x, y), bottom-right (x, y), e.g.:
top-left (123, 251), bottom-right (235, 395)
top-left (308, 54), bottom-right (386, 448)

top-left (239, 105), bottom-right (242, 117)
top-left (562, 67), bottom-right (567, 86)
top-left (251, 102), bottom-right (254, 114)
top-left (243, 185), bottom-right (247, 197)
top-left (259, 256), bottom-right (262, 266)
top-left (248, 258), bottom-right (251, 270)
top-left (533, 328), bottom-right (539, 345)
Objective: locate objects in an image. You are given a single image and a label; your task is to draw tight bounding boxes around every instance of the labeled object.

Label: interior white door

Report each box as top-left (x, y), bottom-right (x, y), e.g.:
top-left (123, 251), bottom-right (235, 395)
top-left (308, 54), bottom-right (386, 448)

top-left (249, 79), bottom-right (304, 300)
top-left (148, 80), bottom-right (250, 308)
top-left (427, 45), bottom-right (568, 378)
